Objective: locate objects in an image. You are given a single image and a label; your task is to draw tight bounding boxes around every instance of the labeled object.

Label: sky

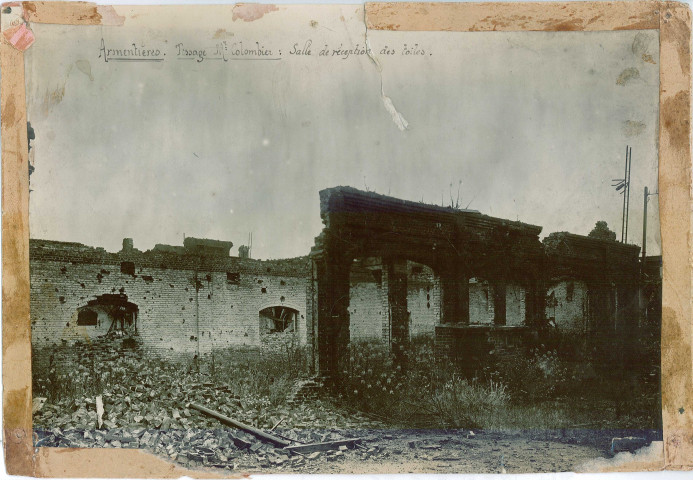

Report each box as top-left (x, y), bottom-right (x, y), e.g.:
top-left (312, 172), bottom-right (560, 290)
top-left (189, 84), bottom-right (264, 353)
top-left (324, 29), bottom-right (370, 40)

top-left (25, 6), bottom-right (661, 259)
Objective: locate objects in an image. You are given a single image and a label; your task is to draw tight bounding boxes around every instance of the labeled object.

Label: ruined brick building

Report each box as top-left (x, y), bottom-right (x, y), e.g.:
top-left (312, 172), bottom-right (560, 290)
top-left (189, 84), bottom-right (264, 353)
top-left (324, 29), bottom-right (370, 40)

top-left (30, 187), bottom-right (660, 375)
top-left (30, 237), bottom-right (310, 357)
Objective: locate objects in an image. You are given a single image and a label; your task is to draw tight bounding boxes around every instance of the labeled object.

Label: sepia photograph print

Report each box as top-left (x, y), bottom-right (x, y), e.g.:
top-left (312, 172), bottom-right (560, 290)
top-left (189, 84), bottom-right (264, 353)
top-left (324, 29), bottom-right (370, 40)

top-left (2, 0), bottom-right (692, 476)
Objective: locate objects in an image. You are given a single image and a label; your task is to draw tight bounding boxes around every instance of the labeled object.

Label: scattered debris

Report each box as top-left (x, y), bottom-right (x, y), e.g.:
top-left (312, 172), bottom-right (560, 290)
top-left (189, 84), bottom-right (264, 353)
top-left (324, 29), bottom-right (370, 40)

top-left (32, 397), bottom-right (47, 414)
top-left (284, 438), bottom-right (362, 454)
top-left (96, 396), bottom-right (104, 428)
top-left (191, 402), bottom-right (363, 456)
top-left (190, 403), bottom-right (291, 448)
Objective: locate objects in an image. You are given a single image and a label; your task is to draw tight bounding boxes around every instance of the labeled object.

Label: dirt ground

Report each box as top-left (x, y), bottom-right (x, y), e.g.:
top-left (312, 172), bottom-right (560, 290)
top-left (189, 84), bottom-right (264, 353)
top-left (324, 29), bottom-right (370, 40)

top-left (36, 422), bottom-right (656, 474)
top-left (243, 429), bottom-right (607, 474)
top-left (136, 427), bottom-right (624, 474)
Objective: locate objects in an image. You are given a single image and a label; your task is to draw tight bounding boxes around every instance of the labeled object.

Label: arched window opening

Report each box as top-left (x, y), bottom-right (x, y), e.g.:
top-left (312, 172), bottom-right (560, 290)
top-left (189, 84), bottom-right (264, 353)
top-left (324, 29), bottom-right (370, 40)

top-left (75, 294), bottom-right (139, 337)
top-left (259, 306), bottom-right (299, 335)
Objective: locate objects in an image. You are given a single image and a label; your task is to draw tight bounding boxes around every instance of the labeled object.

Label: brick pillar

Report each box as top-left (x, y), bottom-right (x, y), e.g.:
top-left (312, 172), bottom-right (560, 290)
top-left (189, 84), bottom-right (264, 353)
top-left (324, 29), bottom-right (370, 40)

top-left (386, 258), bottom-right (409, 351)
top-left (439, 265), bottom-right (469, 324)
top-left (493, 280), bottom-right (507, 325)
top-left (524, 284), bottom-right (534, 326)
top-left (314, 253), bottom-right (351, 380)
top-left (440, 272), bottom-right (457, 324)
top-left (524, 280), bottom-right (545, 327)
top-left (306, 266), bottom-right (317, 372)
top-left (459, 271), bottom-right (470, 325)
top-left (380, 265), bottom-right (390, 344)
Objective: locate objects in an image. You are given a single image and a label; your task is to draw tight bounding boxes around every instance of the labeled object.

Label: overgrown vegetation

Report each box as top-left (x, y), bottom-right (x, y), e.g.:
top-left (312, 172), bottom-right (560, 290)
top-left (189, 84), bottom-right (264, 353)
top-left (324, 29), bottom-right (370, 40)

top-left (335, 333), bottom-right (661, 431)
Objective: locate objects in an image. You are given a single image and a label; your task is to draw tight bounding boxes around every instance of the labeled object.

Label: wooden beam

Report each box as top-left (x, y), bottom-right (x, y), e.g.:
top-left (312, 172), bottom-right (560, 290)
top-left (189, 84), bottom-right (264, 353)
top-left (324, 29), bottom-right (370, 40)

top-left (189, 403), bottom-right (290, 448)
top-left (283, 438), bottom-right (362, 454)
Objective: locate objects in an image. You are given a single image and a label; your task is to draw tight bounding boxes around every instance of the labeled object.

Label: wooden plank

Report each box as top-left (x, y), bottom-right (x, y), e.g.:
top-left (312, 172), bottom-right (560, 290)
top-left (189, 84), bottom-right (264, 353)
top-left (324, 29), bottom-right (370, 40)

top-left (283, 438), bottom-right (362, 454)
top-left (189, 403), bottom-right (291, 448)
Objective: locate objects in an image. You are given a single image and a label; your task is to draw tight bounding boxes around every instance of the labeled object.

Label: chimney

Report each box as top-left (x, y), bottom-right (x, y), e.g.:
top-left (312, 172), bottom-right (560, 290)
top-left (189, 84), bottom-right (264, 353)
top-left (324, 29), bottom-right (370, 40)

top-left (122, 238), bottom-right (134, 252)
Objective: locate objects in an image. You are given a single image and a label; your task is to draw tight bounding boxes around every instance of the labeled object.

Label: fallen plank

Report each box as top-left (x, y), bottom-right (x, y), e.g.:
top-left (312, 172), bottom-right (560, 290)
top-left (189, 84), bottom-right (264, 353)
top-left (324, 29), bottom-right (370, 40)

top-left (269, 417), bottom-right (285, 432)
top-left (189, 403), bottom-right (290, 448)
top-left (95, 396), bottom-right (104, 429)
top-left (283, 438), bottom-right (362, 454)
top-left (272, 431), bottom-right (307, 445)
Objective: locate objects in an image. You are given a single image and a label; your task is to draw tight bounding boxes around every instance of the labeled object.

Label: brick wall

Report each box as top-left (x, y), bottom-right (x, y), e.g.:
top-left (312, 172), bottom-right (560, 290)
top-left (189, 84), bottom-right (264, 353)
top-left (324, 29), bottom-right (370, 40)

top-left (469, 280), bottom-right (494, 324)
top-left (349, 281), bottom-right (385, 340)
top-left (434, 324), bottom-right (533, 376)
top-left (547, 280), bottom-right (589, 332)
top-left (468, 279), bottom-right (525, 326)
top-left (348, 261), bottom-right (441, 343)
top-left (30, 240), bottom-right (309, 358)
top-left (347, 264), bottom-right (528, 343)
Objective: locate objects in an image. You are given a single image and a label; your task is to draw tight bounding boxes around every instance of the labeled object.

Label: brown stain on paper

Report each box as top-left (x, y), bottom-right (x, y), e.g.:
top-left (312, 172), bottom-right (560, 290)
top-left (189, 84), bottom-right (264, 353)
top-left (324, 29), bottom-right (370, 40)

top-left (658, 2), bottom-right (693, 470)
top-left (41, 85), bottom-right (65, 115)
top-left (542, 18), bottom-right (584, 31)
top-left (213, 28), bottom-right (234, 39)
top-left (2, 93), bottom-right (17, 128)
top-left (661, 307), bottom-right (691, 416)
top-left (616, 67), bottom-right (641, 86)
top-left (22, 1), bottom-right (124, 25)
top-left (1, 37), bottom-right (33, 476)
top-left (365, 2), bottom-right (660, 32)
top-left (662, 90), bottom-right (691, 155)
top-left (232, 3), bottom-right (278, 22)
top-left (662, 6), bottom-right (692, 79)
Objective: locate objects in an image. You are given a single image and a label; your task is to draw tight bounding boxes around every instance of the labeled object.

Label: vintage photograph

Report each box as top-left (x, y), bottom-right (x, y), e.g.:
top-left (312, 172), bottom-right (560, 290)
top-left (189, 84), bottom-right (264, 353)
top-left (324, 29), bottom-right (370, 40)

top-left (20, 3), bottom-right (664, 473)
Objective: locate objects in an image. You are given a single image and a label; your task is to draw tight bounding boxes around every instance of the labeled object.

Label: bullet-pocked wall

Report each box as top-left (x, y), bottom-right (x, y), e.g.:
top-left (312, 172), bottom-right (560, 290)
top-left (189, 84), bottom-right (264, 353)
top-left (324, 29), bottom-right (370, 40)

top-left (30, 239), bottom-right (310, 358)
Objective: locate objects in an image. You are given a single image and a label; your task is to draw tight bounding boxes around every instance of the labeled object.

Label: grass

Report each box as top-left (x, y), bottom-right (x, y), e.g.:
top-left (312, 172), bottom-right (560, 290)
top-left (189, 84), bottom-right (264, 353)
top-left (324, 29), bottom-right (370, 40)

top-left (427, 377), bottom-right (509, 429)
top-left (335, 336), bottom-right (662, 432)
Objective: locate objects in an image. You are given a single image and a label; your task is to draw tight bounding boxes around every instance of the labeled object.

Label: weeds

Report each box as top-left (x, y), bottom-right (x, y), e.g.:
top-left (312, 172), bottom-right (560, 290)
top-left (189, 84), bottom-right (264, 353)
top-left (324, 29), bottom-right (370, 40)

top-left (428, 377), bottom-right (508, 429)
top-left (335, 335), bottom-right (661, 431)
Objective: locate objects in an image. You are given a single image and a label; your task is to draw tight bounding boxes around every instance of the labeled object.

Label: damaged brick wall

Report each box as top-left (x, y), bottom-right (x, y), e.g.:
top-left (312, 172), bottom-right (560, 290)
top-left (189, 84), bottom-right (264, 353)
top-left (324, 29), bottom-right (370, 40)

top-left (348, 261), bottom-right (528, 343)
top-left (348, 261), bottom-right (442, 341)
top-left (546, 280), bottom-right (589, 332)
top-left (30, 240), bottom-right (310, 358)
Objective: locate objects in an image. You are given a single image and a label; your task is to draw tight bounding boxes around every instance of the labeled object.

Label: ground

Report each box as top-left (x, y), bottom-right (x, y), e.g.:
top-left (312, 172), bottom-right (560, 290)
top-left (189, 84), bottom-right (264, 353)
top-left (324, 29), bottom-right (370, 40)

top-left (36, 426), bottom-right (613, 474)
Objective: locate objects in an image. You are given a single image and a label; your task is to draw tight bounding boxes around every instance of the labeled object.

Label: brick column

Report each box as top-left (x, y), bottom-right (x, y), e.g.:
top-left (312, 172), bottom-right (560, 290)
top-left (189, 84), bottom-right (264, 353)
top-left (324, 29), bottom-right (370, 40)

top-left (524, 280), bottom-right (545, 327)
top-left (386, 258), bottom-right (409, 351)
top-left (313, 252), bottom-right (351, 380)
top-left (459, 271), bottom-right (470, 325)
top-left (440, 265), bottom-right (470, 324)
top-left (493, 280), bottom-right (507, 325)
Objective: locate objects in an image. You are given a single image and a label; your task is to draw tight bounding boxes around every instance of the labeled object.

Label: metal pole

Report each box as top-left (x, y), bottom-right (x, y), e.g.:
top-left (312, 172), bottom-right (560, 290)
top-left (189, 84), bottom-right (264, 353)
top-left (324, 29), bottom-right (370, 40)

top-left (625, 147), bottom-right (633, 243)
top-left (621, 145), bottom-right (628, 242)
top-left (642, 186), bottom-right (648, 263)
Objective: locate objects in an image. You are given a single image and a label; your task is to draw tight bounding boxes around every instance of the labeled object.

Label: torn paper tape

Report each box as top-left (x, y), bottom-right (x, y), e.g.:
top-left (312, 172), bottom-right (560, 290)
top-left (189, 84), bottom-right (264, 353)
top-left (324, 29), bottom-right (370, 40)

top-left (3, 23), bottom-right (34, 51)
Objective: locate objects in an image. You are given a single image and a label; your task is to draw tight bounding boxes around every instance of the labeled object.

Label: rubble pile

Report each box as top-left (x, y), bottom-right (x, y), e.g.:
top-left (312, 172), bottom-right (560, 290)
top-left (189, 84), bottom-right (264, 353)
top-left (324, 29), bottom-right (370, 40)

top-left (33, 342), bottom-right (383, 472)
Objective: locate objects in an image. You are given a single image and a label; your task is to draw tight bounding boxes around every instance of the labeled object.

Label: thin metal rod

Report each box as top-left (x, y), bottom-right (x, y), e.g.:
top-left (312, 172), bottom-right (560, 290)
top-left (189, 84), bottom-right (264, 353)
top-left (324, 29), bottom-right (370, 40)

top-left (621, 145), bottom-right (628, 242)
top-left (642, 186), bottom-right (648, 264)
top-left (625, 147), bottom-right (633, 243)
